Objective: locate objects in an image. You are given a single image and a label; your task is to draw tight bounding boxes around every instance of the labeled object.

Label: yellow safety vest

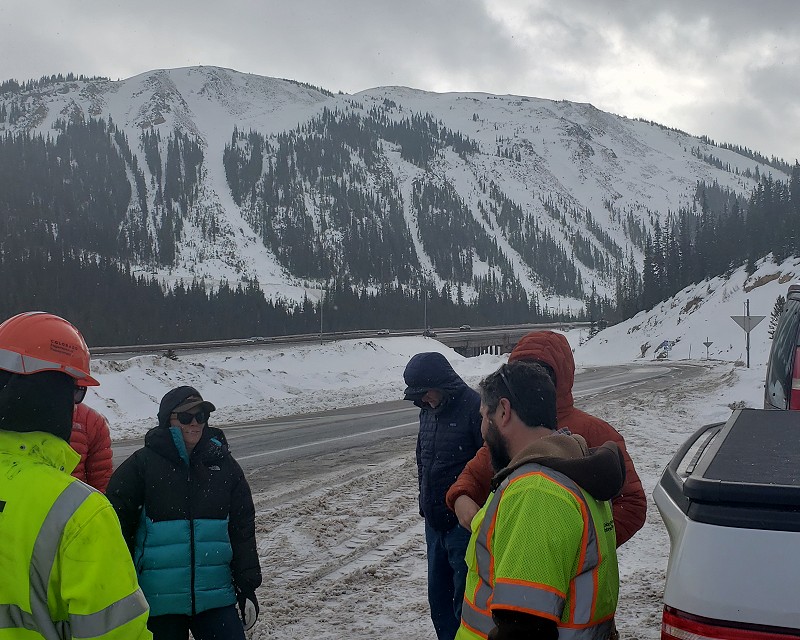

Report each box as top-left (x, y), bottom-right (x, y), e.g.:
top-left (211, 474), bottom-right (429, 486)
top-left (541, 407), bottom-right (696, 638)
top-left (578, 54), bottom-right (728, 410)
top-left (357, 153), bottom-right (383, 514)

top-left (457, 462), bottom-right (618, 640)
top-left (0, 431), bottom-right (151, 639)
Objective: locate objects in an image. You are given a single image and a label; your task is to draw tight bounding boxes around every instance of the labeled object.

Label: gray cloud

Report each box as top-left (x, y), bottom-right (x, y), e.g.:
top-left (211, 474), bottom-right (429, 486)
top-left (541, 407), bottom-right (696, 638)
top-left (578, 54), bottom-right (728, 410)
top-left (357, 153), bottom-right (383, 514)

top-left (2, 1), bottom-right (798, 160)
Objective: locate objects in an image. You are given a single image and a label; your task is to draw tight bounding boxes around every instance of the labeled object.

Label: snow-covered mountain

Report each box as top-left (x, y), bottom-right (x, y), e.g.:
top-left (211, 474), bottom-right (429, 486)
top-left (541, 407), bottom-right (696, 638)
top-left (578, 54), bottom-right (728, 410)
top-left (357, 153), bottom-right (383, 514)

top-left (0, 66), bottom-right (787, 311)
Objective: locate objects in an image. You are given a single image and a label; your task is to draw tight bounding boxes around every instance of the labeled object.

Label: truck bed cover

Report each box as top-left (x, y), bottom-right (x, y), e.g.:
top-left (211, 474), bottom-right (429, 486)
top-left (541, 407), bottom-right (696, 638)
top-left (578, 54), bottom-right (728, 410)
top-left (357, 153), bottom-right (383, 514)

top-left (663, 408), bottom-right (800, 531)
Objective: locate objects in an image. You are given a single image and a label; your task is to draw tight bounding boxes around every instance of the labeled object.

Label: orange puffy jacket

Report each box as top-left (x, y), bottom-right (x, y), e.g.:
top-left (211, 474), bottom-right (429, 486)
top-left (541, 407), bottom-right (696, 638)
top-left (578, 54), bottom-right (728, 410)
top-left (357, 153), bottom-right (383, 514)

top-left (70, 403), bottom-right (113, 493)
top-left (445, 330), bottom-right (647, 546)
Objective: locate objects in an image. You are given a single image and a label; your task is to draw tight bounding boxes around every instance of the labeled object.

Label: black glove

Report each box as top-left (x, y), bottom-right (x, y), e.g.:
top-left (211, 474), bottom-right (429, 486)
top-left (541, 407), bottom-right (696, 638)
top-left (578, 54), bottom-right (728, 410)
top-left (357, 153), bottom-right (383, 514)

top-left (236, 588), bottom-right (259, 631)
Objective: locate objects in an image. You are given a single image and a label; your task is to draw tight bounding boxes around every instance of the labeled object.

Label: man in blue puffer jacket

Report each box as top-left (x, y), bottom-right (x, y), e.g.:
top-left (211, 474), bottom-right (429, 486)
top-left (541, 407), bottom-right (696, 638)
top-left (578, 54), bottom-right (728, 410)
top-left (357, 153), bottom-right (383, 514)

top-left (403, 352), bottom-right (483, 640)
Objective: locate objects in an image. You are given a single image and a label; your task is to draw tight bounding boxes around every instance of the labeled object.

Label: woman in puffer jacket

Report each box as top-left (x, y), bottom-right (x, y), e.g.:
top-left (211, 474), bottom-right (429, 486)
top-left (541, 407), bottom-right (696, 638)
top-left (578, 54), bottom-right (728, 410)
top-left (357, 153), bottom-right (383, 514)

top-left (445, 330), bottom-right (647, 547)
top-left (107, 385), bottom-right (262, 640)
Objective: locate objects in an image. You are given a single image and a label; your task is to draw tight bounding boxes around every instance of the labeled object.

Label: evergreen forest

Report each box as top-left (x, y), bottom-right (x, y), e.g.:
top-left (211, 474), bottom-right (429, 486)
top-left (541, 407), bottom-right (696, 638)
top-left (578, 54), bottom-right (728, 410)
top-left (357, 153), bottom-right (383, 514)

top-left (1, 85), bottom-right (799, 345)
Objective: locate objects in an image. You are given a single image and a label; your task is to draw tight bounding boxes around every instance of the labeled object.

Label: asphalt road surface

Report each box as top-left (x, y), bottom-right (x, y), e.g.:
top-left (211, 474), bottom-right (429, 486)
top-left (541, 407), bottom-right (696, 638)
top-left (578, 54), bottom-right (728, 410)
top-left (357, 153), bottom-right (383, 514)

top-left (112, 362), bottom-right (702, 492)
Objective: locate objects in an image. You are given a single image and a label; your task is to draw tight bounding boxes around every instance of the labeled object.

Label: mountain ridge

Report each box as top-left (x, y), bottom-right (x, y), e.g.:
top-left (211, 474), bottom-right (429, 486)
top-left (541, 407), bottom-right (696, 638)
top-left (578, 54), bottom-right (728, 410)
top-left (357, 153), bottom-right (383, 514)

top-left (0, 65), bottom-right (788, 314)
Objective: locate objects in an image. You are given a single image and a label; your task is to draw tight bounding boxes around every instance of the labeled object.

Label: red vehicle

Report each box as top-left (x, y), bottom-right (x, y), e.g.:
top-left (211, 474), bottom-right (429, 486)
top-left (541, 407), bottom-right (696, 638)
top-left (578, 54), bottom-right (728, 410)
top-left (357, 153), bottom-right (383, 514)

top-left (765, 283), bottom-right (800, 409)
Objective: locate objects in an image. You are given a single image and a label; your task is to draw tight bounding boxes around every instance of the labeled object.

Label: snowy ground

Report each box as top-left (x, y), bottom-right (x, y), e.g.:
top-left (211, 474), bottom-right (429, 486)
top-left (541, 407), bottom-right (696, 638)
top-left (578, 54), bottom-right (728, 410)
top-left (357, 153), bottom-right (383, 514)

top-left (86, 331), bottom-right (764, 640)
top-left (82, 256), bottom-right (789, 639)
top-left (240, 358), bottom-right (760, 640)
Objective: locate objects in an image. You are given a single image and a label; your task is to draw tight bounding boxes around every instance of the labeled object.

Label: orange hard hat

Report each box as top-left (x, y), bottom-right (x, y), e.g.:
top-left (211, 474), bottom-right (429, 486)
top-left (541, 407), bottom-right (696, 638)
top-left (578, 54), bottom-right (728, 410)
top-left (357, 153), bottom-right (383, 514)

top-left (0, 311), bottom-right (99, 386)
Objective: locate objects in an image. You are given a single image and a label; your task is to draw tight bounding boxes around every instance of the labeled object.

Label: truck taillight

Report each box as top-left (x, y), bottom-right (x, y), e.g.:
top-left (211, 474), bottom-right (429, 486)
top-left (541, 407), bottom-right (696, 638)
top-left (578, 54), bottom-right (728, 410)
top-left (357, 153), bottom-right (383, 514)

top-left (663, 607), bottom-right (800, 640)
top-left (790, 347), bottom-right (800, 410)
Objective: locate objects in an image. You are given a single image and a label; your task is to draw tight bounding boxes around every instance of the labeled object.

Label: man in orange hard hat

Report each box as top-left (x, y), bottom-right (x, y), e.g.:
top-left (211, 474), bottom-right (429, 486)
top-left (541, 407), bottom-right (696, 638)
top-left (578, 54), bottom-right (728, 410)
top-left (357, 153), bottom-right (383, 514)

top-left (0, 311), bottom-right (152, 639)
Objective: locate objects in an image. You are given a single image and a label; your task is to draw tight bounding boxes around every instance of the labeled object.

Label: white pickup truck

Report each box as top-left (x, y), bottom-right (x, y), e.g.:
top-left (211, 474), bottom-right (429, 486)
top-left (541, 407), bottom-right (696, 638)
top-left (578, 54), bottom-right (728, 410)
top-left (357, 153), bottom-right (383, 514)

top-left (653, 408), bottom-right (800, 640)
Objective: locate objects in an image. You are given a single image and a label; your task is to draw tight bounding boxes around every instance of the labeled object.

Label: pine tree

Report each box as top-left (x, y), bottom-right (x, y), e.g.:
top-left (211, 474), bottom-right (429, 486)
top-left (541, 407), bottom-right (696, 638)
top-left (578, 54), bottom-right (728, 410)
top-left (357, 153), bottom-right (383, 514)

top-left (769, 294), bottom-right (786, 339)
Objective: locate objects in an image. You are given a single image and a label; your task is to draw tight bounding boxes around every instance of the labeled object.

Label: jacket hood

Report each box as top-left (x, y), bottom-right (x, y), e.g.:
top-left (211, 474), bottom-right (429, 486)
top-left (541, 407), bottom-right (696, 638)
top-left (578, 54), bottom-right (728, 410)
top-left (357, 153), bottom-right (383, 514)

top-left (145, 423), bottom-right (230, 465)
top-left (493, 432), bottom-right (626, 502)
top-left (0, 370), bottom-right (75, 441)
top-left (403, 352), bottom-right (469, 404)
top-left (508, 331), bottom-right (575, 417)
top-left (0, 430), bottom-right (81, 474)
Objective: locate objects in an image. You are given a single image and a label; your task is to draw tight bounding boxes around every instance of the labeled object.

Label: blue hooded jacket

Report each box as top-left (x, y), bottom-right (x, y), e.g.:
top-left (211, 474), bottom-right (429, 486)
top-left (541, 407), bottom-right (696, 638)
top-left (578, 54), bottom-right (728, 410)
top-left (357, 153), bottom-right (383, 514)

top-left (404, 352), bottom-right (483, 531)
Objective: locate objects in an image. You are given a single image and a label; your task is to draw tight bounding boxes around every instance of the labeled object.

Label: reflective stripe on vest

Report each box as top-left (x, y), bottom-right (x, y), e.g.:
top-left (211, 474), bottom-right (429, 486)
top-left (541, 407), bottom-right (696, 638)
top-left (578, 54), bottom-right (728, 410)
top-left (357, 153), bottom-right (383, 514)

top-left (0, 606), bottom-right (68, 637)
top-left (559, 619), bottom-right (615, 640)
top-left (69, 589), bottom-right (150, 638)
top-left (461, 611), bottom-right (614, 640)
top-left (0, 480), bottom-right (149, 639)
top-left (462, 463), bottom-right (608, 639)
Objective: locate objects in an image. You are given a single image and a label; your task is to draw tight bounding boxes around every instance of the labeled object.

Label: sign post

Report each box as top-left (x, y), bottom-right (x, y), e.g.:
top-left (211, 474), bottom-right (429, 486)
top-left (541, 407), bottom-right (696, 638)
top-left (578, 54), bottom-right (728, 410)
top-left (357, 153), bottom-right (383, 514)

top-left (730, 299), bottom-right (765, 368)
top-left (319, 286), bottom-right (324, 344)
top-left (702, 338), bottom-right (713, 360)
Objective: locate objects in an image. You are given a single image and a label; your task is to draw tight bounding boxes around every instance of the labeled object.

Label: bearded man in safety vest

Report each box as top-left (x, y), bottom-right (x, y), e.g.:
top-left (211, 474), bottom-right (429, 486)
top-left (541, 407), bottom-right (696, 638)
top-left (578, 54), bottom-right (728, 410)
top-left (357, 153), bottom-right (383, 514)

top-left (0, 311), bottom-right (152, 640)
top-left (456, 361), bottom-right (625, 640)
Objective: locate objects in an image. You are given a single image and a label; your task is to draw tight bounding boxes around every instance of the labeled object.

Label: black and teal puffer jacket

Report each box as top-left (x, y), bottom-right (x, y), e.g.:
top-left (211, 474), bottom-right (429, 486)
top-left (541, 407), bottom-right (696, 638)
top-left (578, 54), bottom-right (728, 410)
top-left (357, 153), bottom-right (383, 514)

top-left (107, 423), bottom-right (261, 617)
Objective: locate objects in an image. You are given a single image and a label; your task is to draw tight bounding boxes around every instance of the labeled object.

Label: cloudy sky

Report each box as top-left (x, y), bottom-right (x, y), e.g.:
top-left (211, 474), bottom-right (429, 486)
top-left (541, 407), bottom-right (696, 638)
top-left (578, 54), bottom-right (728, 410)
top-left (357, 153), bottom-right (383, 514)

top-left (4, 1), bottom-right (799, 161)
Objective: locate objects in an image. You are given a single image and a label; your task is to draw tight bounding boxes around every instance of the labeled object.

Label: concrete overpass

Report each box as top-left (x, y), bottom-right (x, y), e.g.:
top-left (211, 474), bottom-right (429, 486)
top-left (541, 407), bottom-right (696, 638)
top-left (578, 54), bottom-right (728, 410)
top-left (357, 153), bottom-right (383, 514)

top-left (89, 322), bottom-right (590, 358)
top-left (434, 323), bottom-right (587, 357)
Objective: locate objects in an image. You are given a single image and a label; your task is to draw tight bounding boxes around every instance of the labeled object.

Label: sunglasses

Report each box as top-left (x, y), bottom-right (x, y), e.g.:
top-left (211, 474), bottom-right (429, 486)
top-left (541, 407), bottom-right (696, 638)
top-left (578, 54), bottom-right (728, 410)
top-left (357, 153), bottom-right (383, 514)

top-left (498, 364), bottom-right (523, 409)
top-left (172, 410), bottom-right (208, 425)
top-left (74, 386), bottom-right (87, 404)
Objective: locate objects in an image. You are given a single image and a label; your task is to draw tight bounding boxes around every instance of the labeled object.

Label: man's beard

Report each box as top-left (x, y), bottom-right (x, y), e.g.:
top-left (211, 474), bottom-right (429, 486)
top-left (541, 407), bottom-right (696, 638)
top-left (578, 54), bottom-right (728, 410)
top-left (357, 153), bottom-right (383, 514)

top-left (485, 419), bottom-right (511, 472)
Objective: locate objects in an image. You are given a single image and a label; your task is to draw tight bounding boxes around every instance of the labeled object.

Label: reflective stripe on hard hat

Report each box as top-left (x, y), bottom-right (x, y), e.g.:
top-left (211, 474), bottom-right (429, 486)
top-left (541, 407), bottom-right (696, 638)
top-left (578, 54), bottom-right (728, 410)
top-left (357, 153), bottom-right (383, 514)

top-left (0, 348), bottom-right (98, 386)
top-left (0, 480), bottom-right (148, 638)
top-left (0, 349), bottom-right (75, 378)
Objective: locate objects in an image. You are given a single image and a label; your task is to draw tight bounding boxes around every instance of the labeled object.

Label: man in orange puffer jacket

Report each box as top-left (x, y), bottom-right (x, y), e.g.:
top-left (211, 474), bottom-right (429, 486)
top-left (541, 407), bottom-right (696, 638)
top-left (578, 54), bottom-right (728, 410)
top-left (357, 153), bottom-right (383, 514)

top-left (70, 386), bottom-right (113, 492)
top-left (445, 330), bottom-right (647, 547)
